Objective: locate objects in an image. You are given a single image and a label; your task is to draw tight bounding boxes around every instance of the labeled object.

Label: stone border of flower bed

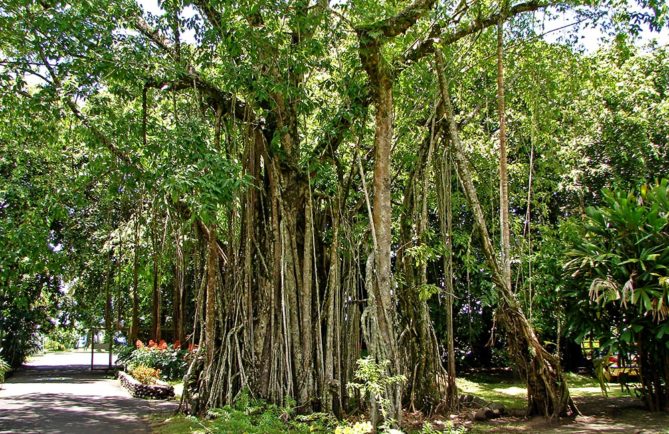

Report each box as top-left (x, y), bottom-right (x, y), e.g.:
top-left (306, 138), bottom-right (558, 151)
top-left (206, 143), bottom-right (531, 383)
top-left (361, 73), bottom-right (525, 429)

top-left (118, 370), bottom-right (175, 400)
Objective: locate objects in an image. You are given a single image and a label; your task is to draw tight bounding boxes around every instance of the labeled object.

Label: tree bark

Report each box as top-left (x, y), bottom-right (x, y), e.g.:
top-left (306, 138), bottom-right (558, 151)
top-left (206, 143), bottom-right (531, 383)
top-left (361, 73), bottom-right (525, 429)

top-left (300, 194), bottom-right (315, 405)
top-left (359, 38), bottom-right (402, 422)
top-left (437, 138), bottom-right (458, 409)
top-left (355, 1), bottom-right (438, 422)
top-left (205, 224), bottom-right (218, 365)
top-left (323, 197), bottom-right (341, 414)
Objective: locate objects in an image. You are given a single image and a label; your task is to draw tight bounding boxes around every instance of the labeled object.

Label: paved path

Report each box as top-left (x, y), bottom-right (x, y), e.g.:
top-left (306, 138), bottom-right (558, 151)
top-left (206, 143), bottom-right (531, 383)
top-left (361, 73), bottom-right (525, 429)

top-left (0, 352), bottom-right (178, 434)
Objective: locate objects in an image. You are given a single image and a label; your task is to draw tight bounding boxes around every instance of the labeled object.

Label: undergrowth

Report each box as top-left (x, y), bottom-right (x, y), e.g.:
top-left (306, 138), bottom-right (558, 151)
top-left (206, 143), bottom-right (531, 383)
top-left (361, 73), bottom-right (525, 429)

top-left (154, 391), bottom-right (337, 433)
top-left (154, 374), bottom-right (641, 433)
top-left (0, 356), bottom-right (10, 384)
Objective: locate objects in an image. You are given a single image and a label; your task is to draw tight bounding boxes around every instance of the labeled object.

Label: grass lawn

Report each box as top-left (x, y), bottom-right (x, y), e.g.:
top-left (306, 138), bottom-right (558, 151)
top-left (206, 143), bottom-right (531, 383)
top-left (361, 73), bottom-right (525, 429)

top-left (456, 371), bottom-right (632, 411)
top-left (151, 415), bottom-right (208, 434)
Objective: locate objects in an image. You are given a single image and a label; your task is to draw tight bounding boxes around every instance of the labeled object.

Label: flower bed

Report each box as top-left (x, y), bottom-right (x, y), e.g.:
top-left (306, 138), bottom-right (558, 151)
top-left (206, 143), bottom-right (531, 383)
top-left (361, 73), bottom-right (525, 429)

top-left (116, 339), bottom-right (191, 381)
top-left (118, 370), bottom-right (174, 400)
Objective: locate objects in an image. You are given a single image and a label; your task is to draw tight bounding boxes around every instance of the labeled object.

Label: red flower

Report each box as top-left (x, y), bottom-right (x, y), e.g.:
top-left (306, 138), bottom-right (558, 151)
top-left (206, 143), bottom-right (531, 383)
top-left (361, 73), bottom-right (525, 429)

top-left (173, 340), bottom-right (181, 350)
top-left (158, 339), bottom-right (168, 350)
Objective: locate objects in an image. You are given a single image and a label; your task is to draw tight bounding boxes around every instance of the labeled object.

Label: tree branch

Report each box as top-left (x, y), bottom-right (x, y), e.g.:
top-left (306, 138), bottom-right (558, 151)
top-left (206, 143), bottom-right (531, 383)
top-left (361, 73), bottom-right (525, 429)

top-left (355, 0), bottom-right (437, 38)
top-left (191, 0), bottom-right (224, 33)
top-left (28, 25), bottom-right (134, 167)
top-left (401, 0), bottom-right (550, 68)
top-left (134, 16), bottom-right (257, 125)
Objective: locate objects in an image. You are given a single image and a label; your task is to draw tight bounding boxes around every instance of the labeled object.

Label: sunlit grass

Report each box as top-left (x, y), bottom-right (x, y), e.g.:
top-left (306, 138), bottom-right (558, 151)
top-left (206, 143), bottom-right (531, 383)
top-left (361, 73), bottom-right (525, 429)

top-left (457, 372), bottom-right (635, 411)
top-left (151, 415), bottom-right (209, 434)
top-left (460, 372), bottom-right (659, 434)
top-left (563, 372), bottom-right (635, 398)
top-left (456, 375), bottom-right (527, 410)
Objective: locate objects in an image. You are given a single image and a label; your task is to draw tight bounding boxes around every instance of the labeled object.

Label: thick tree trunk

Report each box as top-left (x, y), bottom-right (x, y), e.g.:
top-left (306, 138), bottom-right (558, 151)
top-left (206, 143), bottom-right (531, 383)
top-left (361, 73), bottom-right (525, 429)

top-left (359, 39), bottom-right (402, 422)
top-left (354, 1), bottom-right (438, 421)
top-left (434, 49), bottom-right (575, 419)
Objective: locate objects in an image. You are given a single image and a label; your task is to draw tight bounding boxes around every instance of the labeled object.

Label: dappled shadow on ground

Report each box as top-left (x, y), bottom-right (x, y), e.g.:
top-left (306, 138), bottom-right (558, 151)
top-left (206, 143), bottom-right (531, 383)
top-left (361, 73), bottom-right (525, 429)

top-left (0, 393), bottom-right (169, 434)
top-left (0, 355), bottom-right (178, 434)
top-left (7, 365), bottom-right (115, 384)
top-left (24, 364), bottom-right (108, 371)
top-left (473, 396), bottom-right (669, 433)
top-left (0, 392), bottom-right (177, 434)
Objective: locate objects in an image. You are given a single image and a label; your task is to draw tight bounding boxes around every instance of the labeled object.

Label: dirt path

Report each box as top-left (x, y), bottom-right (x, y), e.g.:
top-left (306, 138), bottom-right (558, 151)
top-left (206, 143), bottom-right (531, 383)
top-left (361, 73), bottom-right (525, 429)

top-left (0, 352), bottom-right (177, 434)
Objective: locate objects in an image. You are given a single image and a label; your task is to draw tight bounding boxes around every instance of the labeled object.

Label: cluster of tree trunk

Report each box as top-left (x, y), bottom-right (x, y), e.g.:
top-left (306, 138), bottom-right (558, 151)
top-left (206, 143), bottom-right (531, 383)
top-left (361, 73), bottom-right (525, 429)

top-left (174, 0), bottom-right (573, 422)
top-left (29, 0), bottom-right (578, 423)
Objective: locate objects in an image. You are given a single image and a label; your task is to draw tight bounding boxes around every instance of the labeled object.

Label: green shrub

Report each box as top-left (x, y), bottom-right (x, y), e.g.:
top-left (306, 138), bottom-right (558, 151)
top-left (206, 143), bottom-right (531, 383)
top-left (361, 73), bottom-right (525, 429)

top-left (203, 393), bottom-right (332, 433)
top-left (117, 345), bottom-right (188, 381)
top-left (347, 357), bottom-right (407, 430)
top-left (43, 327), bottom-right (79, 351)
top-left (565, 179), bottom-right (669, 410)
top-left (130, 365), bottom-right (160, 385)
top-left (44, 340), bottom-right (67, 352)
top-left (1, 320), bottom-right (43, 368)
top-left (115, 344), bottom-right (134, 362)
top-left (334, 421), bottom-right (373, 434)
top-left (420, 421), bottom-right (466, 434)
top-left (0, 356), bottom-right (10, 383)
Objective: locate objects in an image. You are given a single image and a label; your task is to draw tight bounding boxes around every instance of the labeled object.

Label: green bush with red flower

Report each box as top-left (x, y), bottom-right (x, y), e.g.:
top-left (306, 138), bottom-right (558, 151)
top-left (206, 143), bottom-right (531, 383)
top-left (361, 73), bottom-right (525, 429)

top-left (117, 339), bottom-right (190, 381)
